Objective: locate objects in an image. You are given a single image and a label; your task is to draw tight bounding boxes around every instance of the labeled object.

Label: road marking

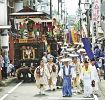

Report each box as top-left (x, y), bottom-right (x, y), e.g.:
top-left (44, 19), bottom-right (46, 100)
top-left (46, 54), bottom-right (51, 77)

top-left (0, 81), bottom-right (23, 100)
top-left (48, 97), bottom-right (94, 100)
top-left (93, 94), bottom-right (98, 100)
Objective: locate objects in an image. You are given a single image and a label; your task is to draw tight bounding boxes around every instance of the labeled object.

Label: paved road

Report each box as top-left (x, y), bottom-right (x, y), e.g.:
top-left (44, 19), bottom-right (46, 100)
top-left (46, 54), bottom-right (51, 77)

top-left (0, 81), bottom-right (104, 100)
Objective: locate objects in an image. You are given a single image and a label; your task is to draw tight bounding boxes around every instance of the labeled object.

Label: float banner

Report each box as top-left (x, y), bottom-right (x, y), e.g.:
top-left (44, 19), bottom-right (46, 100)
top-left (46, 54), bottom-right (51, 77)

top-left (82, 38), bottom-right (94, 59)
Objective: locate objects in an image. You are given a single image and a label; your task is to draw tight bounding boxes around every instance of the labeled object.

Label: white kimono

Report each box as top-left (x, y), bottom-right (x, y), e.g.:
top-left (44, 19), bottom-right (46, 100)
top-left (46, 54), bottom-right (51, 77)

top-left (34, 65), bottom-right (50, 90)
top-left (80, 67), bottom-right (92, 97)
top-left (42, 56), bottom-right (47, 63)
top-left (90, 64), bottom-right (99, 92)
top-left (47, 62), bottom-right (58, 90)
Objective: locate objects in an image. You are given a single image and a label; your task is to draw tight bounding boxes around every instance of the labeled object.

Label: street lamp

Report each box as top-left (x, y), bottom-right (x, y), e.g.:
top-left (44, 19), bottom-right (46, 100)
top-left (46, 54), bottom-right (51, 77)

top-left (50, 0), bottom-right (52, 18)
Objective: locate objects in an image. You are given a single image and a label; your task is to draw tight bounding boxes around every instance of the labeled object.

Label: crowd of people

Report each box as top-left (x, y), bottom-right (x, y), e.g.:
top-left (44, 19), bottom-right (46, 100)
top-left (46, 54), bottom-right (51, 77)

top-left (34, 44), bottom-right (105, 98)
top-left (0, 43), bottom-right (104, 98)
top-left (0, 51), bottom-right (15, 80)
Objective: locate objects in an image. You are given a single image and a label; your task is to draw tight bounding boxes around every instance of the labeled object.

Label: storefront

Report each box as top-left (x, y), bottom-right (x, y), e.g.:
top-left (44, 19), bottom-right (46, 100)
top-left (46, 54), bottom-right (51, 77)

top-left (0, 25), bottom-right (11, 80)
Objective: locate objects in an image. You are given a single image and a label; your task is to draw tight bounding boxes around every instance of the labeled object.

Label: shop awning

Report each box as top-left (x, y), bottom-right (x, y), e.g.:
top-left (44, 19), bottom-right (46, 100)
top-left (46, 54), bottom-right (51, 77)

top-left (0, 25), bottom-right (11, 29)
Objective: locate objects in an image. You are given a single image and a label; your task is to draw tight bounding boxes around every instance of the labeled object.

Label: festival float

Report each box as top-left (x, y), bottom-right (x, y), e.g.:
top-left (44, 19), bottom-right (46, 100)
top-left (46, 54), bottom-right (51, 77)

top-left (9, 7), bottom-right (55, 68)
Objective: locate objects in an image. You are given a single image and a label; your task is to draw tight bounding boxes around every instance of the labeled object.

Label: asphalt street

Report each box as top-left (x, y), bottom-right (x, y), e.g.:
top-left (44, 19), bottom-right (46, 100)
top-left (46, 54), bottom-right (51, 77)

top-left (0, 81), bottom-right (104, 100)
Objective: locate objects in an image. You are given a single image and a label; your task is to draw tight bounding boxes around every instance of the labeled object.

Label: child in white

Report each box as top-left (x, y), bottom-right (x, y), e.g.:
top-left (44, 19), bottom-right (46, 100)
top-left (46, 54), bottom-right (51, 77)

top-left (7, 60), bottom-right (15, 76)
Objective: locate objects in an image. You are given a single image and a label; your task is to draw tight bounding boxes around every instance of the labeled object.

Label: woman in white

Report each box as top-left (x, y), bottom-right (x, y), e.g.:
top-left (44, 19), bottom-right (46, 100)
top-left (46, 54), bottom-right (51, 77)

top-left (89, 58), bottom-right (99, 94)
top-left (80, 60), bottom-right (92, 98)
top-left (34, 60), bottom-right (50, 94)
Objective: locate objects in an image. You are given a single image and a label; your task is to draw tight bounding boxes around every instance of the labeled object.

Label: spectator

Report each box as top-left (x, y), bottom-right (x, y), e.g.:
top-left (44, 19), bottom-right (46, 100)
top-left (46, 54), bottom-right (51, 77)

top-left (7, 60), bottom-right (15, 77)
top-left (94, 45), bottom-right (104, 58)
top-left (2, 51), bottom-right (9, 79)
top-left (0, 54), bottom-right (3, 80)
top-left (42, 52), bottom-right (47, 63)
top-left (57, 45), bottom-right (62, 56)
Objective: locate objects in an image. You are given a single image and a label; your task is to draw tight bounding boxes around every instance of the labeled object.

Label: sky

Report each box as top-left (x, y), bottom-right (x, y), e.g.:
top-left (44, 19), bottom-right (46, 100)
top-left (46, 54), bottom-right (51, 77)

top-left (52, 0), bottom-right (79, 15)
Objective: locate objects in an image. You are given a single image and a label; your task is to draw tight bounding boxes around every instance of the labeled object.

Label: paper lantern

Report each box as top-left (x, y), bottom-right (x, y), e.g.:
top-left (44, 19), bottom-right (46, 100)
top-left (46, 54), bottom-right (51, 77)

top-left (1, 31), bottom-right (9, 49)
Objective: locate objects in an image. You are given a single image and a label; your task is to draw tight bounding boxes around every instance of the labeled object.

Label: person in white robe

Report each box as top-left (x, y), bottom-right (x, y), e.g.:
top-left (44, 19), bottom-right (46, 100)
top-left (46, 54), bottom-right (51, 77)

top-left (89, 58), bottom-right (99, 94)
top-left (80, 60), bottom-right (92, 98)
top-left (56, 56), bottom-right (63, 87)
top-left (68, 54), bottom-right (81, 93)
top-left (34, 60), bottom-right (50, 94)
top-left (42, 52), bottom-right (47, 63)
top-left (47, 56), bottom-right (58, 91)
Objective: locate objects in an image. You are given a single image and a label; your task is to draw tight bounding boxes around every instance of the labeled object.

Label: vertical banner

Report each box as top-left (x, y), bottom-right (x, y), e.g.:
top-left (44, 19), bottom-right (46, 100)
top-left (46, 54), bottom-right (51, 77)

top-left (71, 30), bottom-right (78, 44)
top-left (82, 38), bottom-right (94, 59)
top-left (92, 0), bottom-right (101, 35)
top-left (69, 31), bottom-right (73, 43)
top-left (92, 0), bottom-right (101, 50)
top-left (82, 37), bottom-right (99, 68)
top-left (92, 0), bottom-right (101, 26)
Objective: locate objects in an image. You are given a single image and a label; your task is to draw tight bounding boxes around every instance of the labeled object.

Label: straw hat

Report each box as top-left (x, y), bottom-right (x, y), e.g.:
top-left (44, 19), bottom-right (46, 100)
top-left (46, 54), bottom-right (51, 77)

top-left (68, 53), bottom-right (79, 57)
top-left (61, 58), bottom-right (71, 62)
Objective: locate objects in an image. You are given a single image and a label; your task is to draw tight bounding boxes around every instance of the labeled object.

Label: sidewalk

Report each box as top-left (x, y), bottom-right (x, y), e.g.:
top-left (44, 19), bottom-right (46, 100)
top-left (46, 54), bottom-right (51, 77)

top-left (0, 77), bottom-right (16, 87)
top-left (99, 77), bottom-right (105, 96)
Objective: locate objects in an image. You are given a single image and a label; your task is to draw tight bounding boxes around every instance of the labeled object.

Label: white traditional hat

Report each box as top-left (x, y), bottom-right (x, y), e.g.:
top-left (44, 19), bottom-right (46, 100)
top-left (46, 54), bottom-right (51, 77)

top-left (66, 48), bottom-right (75, 51)
top-left (48, 55), bottom-right (54, 60)
top-left (68, 53), bottom-right (79, 57)
top-left (57, 41), bottom-right (62, 44)
top-left (63, 51), bottom-right (69, 54)
top-left (56, 56), bottom-right (63, 59)
top-left (74, 42), bottom-right (84, 47)
top-left (77, 48), bottom-right (86, 53)
top-left (85, 55), bottom-right (89, 59)
top-left (61, 58), bottom-right (71, 62)
top-left (61, 46), bottom-right (67, 49)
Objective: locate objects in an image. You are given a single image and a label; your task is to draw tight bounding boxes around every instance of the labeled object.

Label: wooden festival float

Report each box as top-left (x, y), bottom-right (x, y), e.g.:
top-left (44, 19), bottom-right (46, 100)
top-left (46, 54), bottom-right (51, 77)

top-left (9, 7), bottom-right (57, 68)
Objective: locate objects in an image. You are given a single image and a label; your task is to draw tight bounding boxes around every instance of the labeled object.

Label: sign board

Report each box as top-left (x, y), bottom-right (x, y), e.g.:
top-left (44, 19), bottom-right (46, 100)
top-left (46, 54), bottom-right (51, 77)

top-left (19, 39), bottom-right (35, 43)
top-left (92, 0), bottom-right (101, 37)
top-left (92, 0), bottom-right (101, 26)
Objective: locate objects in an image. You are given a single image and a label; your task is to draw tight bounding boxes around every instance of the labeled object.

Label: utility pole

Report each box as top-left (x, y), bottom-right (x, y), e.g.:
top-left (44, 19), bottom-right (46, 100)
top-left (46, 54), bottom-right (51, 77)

top-left (50, 0), bottom-right (52, 19)
top-left (87, 9), bottom-right (90, 37)
top-left (30, 0), bottom-right (33, 9)
top-left (78, 0), bottom-right (82, 35)
top-left (61, 0), bottom-right (62, 20)
top-left (58, 0), bottom-right (60, 15)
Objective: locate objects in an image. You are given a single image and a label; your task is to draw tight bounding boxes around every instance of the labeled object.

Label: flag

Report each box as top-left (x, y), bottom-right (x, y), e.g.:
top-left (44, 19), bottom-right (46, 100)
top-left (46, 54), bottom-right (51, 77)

top-left (82, 37), bottom-right (99, 68)
top-left (82, 37), bottom-right (94, 59)
top-left (69, 31), bottom-right (73, 43)
top-left (71, 30), bottom-right (77, 43)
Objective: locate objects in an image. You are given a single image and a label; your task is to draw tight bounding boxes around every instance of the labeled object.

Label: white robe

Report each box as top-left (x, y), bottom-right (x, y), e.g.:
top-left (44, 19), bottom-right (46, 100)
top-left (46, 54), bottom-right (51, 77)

top-left (90, 64), bottom-right (99, 91)
top-left (80, 67), bottom-right (92, 97)
top-left (47, 62), bottom-right (58, 90)
top-left (70, 62), bottom-right (77, 78)
top-left (42, 56), bottom-right (47, 63)
top-left (34, 65), bottom-right (50, 89)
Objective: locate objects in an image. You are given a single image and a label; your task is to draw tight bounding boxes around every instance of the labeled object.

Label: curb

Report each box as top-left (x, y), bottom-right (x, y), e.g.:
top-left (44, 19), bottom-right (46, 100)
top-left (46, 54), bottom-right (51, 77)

top-left (0, 77), bottom-right (17, 87)
top-left (0, 87), bottom-right (2, 91)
